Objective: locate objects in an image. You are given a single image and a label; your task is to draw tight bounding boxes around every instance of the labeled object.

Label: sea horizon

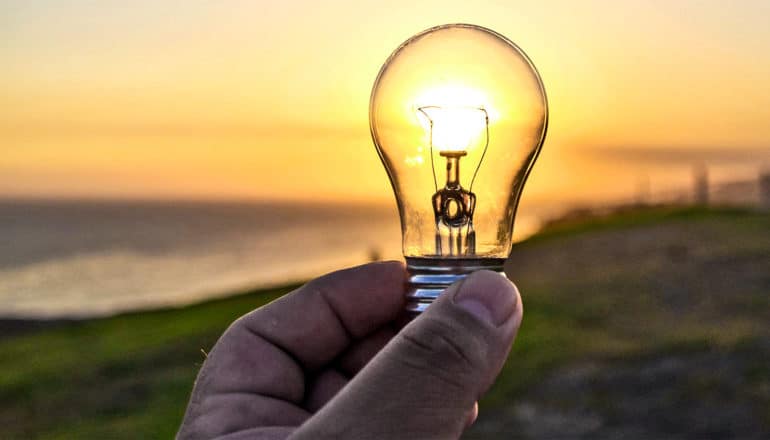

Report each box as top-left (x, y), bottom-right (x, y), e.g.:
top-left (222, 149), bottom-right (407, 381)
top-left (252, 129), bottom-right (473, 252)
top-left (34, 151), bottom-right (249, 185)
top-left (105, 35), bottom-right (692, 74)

top-left (0, 198), bottom-right (403, 319)
top-left (1, 162), bottom-right (764, 321)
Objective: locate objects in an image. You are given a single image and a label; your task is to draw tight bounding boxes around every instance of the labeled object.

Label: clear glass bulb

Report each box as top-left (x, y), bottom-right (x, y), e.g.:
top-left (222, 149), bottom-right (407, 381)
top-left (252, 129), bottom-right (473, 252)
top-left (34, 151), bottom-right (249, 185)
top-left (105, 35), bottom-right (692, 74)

top-left (370, 24), bottom-right (548, 313)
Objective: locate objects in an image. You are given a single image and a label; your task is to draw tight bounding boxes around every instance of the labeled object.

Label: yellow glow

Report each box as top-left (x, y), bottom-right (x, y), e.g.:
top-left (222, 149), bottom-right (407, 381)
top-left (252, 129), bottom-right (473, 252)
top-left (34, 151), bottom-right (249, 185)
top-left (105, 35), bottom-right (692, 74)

top-left (417, 105), bottom-right (488, 153)
top-left (413, 85), bottom-right (499, 120)
top-left (2, 1), bottom-right (770, 203)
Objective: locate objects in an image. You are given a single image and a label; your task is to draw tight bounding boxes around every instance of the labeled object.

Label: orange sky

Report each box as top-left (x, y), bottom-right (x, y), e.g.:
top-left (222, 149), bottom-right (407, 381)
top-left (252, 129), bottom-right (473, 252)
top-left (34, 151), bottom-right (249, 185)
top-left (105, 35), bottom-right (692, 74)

top-left (2, 0), bottom-right (770, 203)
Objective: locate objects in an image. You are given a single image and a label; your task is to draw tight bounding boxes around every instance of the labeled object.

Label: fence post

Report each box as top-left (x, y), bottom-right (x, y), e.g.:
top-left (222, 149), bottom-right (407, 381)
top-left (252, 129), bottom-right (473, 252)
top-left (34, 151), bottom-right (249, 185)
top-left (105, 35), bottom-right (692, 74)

top-left (760, 170), bottom-right (770, 210)
top-left (693, 165), bottom-right (709, 206)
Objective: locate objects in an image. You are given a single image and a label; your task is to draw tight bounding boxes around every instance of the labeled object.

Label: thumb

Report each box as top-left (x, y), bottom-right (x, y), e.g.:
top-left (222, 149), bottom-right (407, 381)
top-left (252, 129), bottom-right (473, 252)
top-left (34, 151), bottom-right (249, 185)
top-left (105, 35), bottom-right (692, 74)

top-left (290, 270), bottom-right (523, 440)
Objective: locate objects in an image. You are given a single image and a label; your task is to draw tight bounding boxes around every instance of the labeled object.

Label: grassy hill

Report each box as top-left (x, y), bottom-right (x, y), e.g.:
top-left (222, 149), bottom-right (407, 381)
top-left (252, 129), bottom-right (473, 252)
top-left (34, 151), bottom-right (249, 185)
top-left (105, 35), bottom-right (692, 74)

top-left (470, 206), bottom-right (770, 438)
top-left (1, 207), bottom-right (768, 439)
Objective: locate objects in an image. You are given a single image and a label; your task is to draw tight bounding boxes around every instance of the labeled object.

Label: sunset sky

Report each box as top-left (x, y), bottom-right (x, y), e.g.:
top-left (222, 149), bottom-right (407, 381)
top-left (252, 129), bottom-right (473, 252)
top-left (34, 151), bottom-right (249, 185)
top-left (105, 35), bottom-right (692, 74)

top-left (2, 0), bottom-right (769, 204)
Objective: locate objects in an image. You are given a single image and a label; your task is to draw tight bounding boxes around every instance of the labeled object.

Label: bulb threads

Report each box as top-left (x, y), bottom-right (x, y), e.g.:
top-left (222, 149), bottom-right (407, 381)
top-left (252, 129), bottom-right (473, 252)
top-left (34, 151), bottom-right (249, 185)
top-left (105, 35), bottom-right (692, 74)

top-left (405, 256), bottom-right (506, 313)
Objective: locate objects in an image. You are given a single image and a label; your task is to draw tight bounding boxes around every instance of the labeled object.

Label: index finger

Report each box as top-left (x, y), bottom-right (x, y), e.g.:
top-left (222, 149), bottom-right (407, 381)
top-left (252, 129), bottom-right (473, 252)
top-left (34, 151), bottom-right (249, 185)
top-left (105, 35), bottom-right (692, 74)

top-left (241, 260), bottom-right (407, 370)
top-left (179, 262), bottom-right (408, 438)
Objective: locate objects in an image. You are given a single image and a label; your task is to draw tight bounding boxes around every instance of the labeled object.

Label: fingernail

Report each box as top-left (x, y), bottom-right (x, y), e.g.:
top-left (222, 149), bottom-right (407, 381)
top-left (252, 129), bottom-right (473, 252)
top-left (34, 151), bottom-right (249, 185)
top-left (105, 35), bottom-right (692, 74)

top-left (452, 270), bottom-right (517, 326)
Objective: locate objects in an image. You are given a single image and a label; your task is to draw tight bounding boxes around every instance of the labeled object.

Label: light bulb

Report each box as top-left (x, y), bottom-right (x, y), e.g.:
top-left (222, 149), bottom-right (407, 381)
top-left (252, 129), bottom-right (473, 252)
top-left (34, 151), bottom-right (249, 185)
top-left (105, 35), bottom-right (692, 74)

top-left (370, 24), bottom-right (548, 313)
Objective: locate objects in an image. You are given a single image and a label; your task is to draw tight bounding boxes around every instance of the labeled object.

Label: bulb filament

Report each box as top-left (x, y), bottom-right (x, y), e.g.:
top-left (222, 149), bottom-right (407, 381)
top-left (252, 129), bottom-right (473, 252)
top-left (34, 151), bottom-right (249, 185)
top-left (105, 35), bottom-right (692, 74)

top-left (418, 105), bottom-right (489, 257)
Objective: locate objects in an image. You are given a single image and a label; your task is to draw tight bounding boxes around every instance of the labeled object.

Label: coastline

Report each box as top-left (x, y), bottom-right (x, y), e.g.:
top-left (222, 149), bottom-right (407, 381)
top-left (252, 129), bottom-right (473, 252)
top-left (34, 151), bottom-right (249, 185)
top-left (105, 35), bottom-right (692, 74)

top-left (0, 317), bottom-right (79, 340)
top-left (0, 281), bottom-right (303, 342)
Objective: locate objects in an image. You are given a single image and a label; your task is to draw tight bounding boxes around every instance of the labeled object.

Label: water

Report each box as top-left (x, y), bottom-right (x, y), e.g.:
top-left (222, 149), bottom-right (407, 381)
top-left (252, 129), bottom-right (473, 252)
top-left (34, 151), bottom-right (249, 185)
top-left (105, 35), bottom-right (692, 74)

top-left (0, 200), bottom-right (405, 318)
top-left (0, 199), bottom-right (542, 318)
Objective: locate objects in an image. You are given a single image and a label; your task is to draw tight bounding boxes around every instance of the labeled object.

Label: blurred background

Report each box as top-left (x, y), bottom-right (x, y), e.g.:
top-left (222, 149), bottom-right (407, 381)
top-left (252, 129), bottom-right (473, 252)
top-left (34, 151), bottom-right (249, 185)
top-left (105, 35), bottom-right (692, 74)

top-left (1, 1), bottom-right (768, 438)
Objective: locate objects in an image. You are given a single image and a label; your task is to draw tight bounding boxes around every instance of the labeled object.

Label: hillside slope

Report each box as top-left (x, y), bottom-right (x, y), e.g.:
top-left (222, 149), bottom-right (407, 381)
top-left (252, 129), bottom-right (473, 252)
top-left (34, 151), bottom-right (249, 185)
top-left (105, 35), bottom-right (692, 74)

top-left (468, 207), bottom-right (770, 438)
top-left (0, 207), bottom-right (767, 438)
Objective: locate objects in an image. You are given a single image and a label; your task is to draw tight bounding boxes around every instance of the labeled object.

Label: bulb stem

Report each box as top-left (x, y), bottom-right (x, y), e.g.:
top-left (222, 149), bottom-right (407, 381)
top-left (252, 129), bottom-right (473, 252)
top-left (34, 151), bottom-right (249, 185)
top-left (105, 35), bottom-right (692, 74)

top-left (439, 151), bottom-right (466, 189)
top-left (432, 153), bottom-right (476, 257)
top-left (446, 156), bottom-right (460, 188)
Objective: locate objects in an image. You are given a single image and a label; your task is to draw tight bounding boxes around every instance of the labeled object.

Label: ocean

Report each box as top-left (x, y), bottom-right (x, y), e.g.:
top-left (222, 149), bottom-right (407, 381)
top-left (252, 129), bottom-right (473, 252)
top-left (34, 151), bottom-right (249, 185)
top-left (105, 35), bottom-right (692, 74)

top-left (0, 199), bottom-right (543, 318)
top-left (0, 200), bottom-right (406, 318)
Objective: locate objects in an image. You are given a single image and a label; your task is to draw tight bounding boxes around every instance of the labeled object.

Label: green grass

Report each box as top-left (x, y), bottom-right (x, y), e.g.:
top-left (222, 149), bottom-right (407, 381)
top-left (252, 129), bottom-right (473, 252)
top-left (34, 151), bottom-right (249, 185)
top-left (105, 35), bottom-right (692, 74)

top-left (524, 205), bottom-right (758, 244)
top-left (1, 206), bottom-right (768, 438)
top-left (483, 206), bottom-right (770, 417)
top-left (0, 286), bottom-right (296, 439)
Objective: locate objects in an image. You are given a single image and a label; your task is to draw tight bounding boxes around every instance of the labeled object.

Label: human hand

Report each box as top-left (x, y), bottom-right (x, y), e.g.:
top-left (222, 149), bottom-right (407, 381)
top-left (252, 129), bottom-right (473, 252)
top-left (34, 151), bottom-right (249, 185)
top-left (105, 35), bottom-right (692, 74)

top-left (177, 261), bottom-right (523, 440)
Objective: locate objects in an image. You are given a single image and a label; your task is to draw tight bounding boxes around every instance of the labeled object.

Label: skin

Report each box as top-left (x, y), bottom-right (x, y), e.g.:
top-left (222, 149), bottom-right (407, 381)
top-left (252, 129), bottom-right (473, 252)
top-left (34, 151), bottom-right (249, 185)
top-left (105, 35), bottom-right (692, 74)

top-left (178, 261), bottom-right (523, 440)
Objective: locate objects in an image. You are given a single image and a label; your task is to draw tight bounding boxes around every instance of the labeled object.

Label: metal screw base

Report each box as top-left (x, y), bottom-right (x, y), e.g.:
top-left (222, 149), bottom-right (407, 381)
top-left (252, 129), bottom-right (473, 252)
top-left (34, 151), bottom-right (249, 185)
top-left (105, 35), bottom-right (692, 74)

top-left (405, 257), bottom-right (506, 314)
